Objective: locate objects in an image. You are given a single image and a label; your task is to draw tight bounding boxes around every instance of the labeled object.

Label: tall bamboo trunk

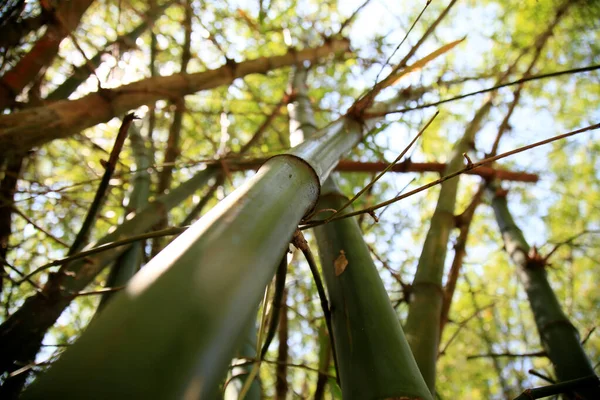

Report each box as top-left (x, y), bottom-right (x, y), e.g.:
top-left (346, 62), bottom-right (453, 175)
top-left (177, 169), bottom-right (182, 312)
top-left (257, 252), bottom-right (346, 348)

top-left (403, 93), bottom-right (494, 394)
top-left (488, 183), bottom-right (599, 399)
top-left (0, 167), bottom-right (216, 379)
top-left (290, 66), bottom-right (431, 399)
top-left (20, 77), bottom-right (415, 399)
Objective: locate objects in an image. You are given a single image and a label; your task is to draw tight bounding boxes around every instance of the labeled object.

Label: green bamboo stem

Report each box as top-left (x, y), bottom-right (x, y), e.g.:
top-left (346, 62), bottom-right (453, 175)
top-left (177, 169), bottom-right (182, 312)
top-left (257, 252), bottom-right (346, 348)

top-left (488, 183), bottom-right (599, 399)
top-left (314, 180), bottom-right (432, 400)
top-left (21, 69), bottom-right (412, 397)
top-left (23, 155), bottom-right (320, 399)
top-left (402, 9), bottom-right (567, 388)
top-left (290, 66), bottom-right (431, 399)
top-left (403, 90), bottom-right (493, 395)
top-left (0, 167), bottom-right (216, 379)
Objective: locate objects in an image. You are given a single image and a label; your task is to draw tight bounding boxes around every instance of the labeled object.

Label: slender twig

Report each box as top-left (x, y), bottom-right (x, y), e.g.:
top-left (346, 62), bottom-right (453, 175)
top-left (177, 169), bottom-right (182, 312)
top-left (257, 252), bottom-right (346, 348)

top-left (0, 255), bottom-right (41, 291)
top-left (543, 230), bottom-right (600, 262)
top-left (8, 204), bottom-right (69, 247)
top-left (337, 0), bottom-right (373, 34)
top-left (373, 0), bottom-right (431, 85)
top-left (291, 230), bottom-right (339, 386)
top-left (260, 253), bottom-right (288, 359)
top-left (527, 369), bottom-right (555, 384)
top-left (467, 350), bottom-right (547, 360)
top-left (74, 286), bottom-right (125, 297)
top-left (581, 326), bottom-right (596, 346)
top-left (52, 11), bottom-right (104, 90)
top-left (233, 357), bottom-right (337, 379)
top-left (325, 111), bottom-right (438, 222)
top-left (180, 176), bottom-right (224, 226)
top-left (371, 64), bottom-right (600, 117)
top-left (17, 226), bottom-right (186, 284)
top-left (301, 123), bottom-right (600, 229)
top-left (376, 177), bottom-right (416, 220)
top-left (439, 302), bottom-right (496, 357)
top-left (68, 113), bottom-right (137, 255)
top-left (396, 0), bottom-right (458, 67)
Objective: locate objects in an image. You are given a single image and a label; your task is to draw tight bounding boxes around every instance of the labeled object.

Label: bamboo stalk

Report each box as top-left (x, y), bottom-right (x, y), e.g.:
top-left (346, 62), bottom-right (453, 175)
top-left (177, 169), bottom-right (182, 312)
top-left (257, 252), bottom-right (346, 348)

top-left (402, 7), bottom-right (568, 391)
top-left (291, 66), bottom-right (432, 399)
top-left (20, 37), bottom-right (459, 398)
top-left (488, 183), bottom-right (599, 399)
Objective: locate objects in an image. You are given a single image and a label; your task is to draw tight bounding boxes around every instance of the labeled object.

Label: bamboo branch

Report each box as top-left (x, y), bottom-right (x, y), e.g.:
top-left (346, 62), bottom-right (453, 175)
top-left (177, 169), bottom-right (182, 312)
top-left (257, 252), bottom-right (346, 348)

top-left (325, 111), bottom-right (437, 222)
top-left (291, 230), bottom-right (339, 386)
top-left (224, 158), bottom-right (539, 182)
top-left (301, 122), bottom-right (600, 228)
top-left (0, 39), bottom-right (351, 155)
top-left (467, 351), bottom-right (547, 360)
top-left (513, 375), bottom-right (600, 400)
top-left (370, 64), bottom-right (600, 117)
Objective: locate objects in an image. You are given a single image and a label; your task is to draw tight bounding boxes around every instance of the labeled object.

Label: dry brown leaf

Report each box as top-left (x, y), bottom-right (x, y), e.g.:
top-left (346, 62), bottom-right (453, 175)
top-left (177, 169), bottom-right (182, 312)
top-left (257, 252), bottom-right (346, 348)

top-left (384, 37), bottom-right (466, 88)
top-left (334, 250), bottom-right (348, 276)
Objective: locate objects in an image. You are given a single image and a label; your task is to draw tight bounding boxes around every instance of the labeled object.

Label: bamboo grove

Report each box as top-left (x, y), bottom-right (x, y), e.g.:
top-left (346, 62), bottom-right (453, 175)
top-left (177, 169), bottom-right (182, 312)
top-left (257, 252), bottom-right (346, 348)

top-left (0, 0), bottom-right (599, 398)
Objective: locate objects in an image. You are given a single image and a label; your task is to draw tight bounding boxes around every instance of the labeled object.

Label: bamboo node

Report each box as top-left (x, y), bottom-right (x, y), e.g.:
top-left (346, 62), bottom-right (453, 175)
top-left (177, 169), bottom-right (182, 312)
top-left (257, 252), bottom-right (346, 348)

top-left (291, 229), bottom-right (308, 251)
top-left (462, 152), bottom-right (474, 168)
top-left (526, 246), bottom-right (547, 269)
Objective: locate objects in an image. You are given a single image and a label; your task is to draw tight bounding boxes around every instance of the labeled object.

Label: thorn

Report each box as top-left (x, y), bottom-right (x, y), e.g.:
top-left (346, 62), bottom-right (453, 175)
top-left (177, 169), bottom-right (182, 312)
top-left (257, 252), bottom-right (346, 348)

top-left (368, 210), bottom-right (379, 223)
top-left (463, 153), bottom-right (474, 168)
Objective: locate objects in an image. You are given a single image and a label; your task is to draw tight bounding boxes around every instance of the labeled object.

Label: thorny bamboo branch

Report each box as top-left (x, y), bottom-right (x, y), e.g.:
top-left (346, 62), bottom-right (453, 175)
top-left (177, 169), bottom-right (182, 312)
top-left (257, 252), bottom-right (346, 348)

top-left (301, 122), bottom-right (600, 229)
top-left (368, 64), bottom-right (600, 117)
